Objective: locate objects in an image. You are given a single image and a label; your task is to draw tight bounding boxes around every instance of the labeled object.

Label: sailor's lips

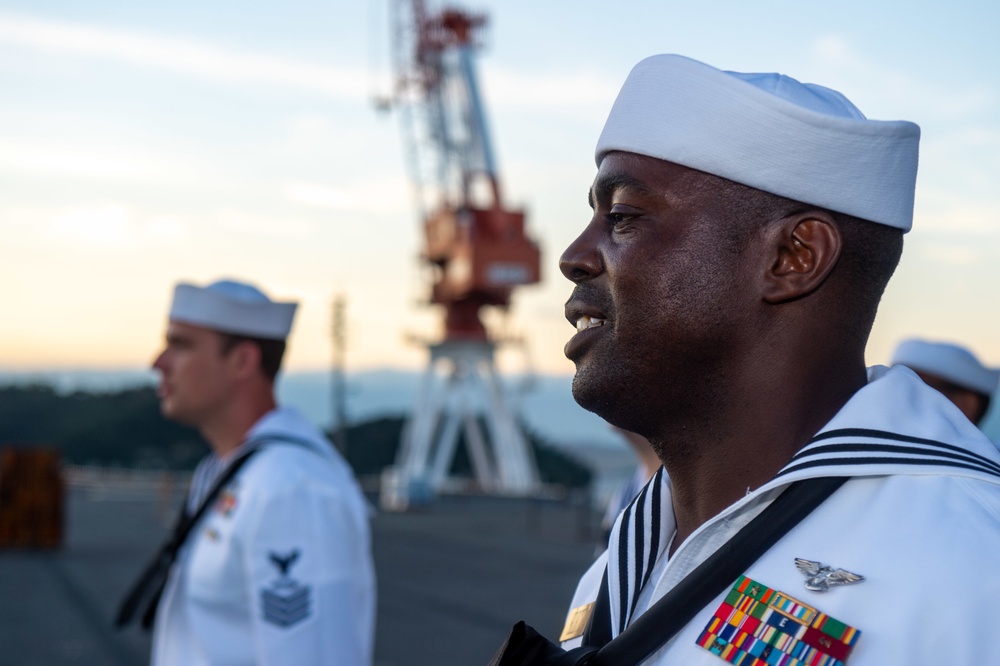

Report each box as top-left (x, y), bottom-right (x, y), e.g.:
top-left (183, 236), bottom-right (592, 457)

top-left (564, 306), bottom-right (609, 359)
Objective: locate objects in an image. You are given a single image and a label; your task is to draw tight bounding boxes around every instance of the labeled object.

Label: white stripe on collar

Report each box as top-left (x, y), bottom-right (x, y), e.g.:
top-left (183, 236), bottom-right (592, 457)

top-left (605, 366), bottom-right (1000, 637)
top-left (607, 466), bottom-right (669, 636)
top-left (775, 428), bottom-right (1000, 481)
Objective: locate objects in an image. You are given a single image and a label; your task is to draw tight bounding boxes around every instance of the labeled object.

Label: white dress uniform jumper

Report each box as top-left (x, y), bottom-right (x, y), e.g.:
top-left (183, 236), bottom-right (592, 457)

top-left (561, 366), bottom-right (1000, 665)
top-left (151, 406), bottom-right (375, 666)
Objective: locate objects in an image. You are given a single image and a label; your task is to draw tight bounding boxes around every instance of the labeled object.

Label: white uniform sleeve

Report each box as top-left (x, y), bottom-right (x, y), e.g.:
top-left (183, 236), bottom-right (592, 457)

top-left (243, 481), bottom-right (375, 665)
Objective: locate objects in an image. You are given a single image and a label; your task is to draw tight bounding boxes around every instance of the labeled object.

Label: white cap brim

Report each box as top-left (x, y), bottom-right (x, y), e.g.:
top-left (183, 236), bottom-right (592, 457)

top-left (596, 54), bottom-right (921, 231)
top-left (169, 280), bottom-right (297, 340)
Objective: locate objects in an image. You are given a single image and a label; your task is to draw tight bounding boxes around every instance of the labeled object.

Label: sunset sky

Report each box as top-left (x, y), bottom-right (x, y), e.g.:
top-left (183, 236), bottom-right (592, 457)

top-left (2, 0), bottom-right (999, 378)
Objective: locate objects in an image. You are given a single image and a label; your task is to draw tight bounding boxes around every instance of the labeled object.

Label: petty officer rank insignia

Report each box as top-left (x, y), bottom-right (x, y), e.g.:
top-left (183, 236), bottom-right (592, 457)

top-left (261, 549), bottom-right (312, 628)
top-left (697, 575), bottom-right (861, 665)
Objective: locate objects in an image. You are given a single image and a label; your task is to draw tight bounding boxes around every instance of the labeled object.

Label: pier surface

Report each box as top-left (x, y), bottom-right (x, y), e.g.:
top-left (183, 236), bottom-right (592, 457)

top-left (1, 478), bottom-right (599, 665)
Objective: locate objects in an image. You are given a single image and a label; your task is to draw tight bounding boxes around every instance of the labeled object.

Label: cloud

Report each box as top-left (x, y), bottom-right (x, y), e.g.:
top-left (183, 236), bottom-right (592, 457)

top-left (919, 244), bottom-right (983, 266)
top-left (283, 182), bottom-right (354, 210)
top-left (2, 203), bottom-right (197, 248)
top-left (921, 127), bottom-right (1000, 184)
top-left (0, 137), bottom-right (161, 182)
top-left (216, 209), bottom-right (316, 239)
top-left (807, 34), bottom-right (997, 120)
top-left (811, 35), bottom-right (862, 67)
top-left (287, 114), bottom-right (338, 137)
top-left (51, 203), bottom-right (133, 246)
top-left (2, 201), bottom-right (337, 246)
top-left (5, 203), bottom-right (136, 247)
top-left (0, 11), bottom-right (367, 99)
top-left (0, 136), bottom-right (227, 190)
top-left (479, 64), bottom-right (617, 121)
top-left (914, 202), bottom-right (1000, 234)
top-left (282, 178), bottom-right (410, 215)
top-left (147, 215), bottom-right (187, 239)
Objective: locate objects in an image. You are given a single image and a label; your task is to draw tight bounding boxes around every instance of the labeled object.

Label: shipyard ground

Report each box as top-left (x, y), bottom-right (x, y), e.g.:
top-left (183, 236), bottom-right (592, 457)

top-left (0, 481), bottom-right (601, 666)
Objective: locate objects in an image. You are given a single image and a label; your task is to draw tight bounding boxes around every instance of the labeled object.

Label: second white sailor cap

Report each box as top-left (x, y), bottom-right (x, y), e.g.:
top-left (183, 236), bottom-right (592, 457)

top-left (892, 339), bottom-right (1000, 396)
top-left (168, 279), bottom-right (297, 340)
top-left (596, 54), bottom-right (921, 231)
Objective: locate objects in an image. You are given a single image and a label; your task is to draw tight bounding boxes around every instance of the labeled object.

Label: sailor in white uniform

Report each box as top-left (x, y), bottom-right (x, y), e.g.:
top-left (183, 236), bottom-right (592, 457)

top-left (891, 338), bottom-right (999, 428)
top-left (135, 279), bottom-right (375, 665)
top-left (549, 54), bottom-right (1000, 665)
top-left (562, 366), bottom-right (1000, 664)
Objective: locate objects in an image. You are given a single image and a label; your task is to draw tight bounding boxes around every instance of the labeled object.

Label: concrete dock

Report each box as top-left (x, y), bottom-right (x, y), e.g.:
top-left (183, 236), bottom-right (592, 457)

top-left (0, 478), bottom-right (601, 665)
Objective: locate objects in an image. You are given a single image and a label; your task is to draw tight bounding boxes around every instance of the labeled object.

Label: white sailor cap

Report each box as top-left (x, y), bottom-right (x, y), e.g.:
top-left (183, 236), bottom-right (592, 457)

top-left (891, 339), bottom-right (1000, 396)
top-left (596, 54), bottom-right (921, 231)
top-left (168, 279), bottom-right (297, 340)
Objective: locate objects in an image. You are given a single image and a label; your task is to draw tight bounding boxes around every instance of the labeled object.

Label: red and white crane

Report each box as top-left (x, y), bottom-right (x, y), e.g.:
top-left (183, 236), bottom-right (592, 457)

top-left (379, 0), bottom-right (542, 508)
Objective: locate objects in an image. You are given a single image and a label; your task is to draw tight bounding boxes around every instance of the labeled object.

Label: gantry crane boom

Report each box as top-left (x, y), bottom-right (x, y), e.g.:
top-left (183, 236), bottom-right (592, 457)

top-left (379, 0), bottom-right (542, 507)
top-left (387, 0), bottom-right (540, 340)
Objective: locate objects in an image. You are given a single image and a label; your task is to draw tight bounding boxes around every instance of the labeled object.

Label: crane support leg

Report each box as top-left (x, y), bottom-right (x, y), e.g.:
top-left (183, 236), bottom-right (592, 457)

top-left (380, 339), bottom-right (539, 510)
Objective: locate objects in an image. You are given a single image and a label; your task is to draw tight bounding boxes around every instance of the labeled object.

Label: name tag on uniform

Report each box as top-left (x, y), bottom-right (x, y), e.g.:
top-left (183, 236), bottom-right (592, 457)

top-left (559, 601), bottom-right (595, 642)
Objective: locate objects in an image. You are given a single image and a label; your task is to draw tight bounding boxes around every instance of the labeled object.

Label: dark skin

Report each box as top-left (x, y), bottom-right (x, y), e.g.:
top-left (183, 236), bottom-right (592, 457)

top-left (560, 152), bottom-right (868, 554)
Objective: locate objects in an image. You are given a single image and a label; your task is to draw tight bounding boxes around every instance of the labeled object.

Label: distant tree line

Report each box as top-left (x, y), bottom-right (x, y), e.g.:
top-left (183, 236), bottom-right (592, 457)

top-left (0, 385), bottom-right (592, 488)
top-left (0, 385), bottom-right (206, 469)
top-left (341, 416), bottom-right (593, 489)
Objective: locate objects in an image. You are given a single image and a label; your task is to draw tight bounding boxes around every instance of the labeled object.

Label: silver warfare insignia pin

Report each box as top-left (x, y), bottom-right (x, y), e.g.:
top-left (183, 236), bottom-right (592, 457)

top-left (794, 558), bottom-right (865, 592)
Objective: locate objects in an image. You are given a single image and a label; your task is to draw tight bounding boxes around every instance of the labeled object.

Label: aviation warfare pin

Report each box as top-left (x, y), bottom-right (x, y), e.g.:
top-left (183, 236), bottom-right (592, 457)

top-left (794, 559), bottom-right (864, 593)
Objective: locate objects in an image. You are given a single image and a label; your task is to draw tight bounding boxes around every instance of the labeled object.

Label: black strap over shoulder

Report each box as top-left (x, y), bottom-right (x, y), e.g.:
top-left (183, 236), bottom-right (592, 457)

top-left (115, 433), bottom-right (323, 630)
top-left (487, 476), bottom-right (847, 666)
top-left (581, 569), bottom-right (611, 647)
top-left (585, 476), bottom-right (848, 666)
top-left (115, 447), bottom-right (261, 630)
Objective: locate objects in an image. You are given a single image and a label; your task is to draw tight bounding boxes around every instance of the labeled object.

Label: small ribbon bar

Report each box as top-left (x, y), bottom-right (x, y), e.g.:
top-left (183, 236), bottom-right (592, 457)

top-left (697, 575), bottom-right (861, 665)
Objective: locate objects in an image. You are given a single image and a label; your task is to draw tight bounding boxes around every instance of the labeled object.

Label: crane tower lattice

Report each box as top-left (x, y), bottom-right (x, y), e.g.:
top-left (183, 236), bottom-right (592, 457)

top-left (380, 0), bottom-right (543, 508)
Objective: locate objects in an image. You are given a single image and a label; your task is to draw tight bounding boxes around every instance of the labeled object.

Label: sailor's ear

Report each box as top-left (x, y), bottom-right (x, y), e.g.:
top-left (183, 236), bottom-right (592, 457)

top-left (223, 339), bottom-right (262, 379)
top-left (761, 212), bottom-right (841, 304)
